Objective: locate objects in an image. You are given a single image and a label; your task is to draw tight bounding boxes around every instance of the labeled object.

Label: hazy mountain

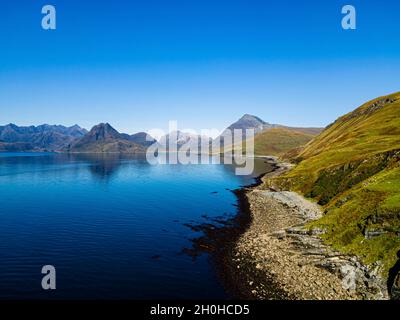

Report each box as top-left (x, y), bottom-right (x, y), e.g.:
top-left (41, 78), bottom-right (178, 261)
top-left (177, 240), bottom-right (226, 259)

top-left (65, 123), bottom-right (146, 153)
top-left (0, 123), bottom-right (87, 151)
top-left (158, 130), bottom-right (212, 151)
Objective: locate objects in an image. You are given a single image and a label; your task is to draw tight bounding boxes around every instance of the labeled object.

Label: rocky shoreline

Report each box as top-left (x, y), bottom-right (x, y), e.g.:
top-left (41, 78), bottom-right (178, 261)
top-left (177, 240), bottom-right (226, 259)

top-left (229, 157), bottom-right (390, 300)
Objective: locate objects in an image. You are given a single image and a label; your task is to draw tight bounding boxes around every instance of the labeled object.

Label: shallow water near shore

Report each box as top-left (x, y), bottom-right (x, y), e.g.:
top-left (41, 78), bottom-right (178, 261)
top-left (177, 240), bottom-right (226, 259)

top-left (0, 153), bottom-right (271, 299)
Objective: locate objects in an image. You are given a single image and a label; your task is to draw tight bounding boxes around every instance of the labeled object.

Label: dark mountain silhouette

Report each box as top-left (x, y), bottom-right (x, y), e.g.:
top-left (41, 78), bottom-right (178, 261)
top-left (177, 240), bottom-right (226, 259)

top-left (65, 123), bottom-right (147, 153)
top-left (76, 123), bottom-right (121, 143)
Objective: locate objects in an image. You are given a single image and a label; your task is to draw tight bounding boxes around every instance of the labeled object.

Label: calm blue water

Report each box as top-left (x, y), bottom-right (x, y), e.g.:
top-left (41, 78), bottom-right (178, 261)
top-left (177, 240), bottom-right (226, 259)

top-left (0, 153), bottom-right (269, 299)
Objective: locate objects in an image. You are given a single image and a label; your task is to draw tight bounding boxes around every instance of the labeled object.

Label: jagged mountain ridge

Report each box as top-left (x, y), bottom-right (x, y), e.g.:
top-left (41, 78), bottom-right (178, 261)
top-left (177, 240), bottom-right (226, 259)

top-left (0, 123), bottom-right (87, 151)
top-left (65, 123), bottom-right (149, 153)
top-left (0, 123), bottom-right (156, 152)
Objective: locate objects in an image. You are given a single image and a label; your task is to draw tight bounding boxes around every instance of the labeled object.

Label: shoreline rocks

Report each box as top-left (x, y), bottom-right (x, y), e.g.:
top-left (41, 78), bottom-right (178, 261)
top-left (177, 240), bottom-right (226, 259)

top-left (231, 158), bottom-right (389, 300)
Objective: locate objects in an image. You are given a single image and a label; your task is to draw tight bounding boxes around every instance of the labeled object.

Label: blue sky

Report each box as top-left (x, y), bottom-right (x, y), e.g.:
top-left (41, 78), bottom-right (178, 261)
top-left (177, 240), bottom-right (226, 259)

top-left (1, 0), bottom-right (400, 134)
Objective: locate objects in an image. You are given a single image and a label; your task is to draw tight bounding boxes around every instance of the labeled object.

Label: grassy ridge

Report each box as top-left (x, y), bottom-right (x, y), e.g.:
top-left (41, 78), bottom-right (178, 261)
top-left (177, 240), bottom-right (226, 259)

top-left (273, 92), bottom-right (400, 275)
top-left (253, 128), bottom-right (315, 156)
top-left (227, 127), bottom-right (316, 156)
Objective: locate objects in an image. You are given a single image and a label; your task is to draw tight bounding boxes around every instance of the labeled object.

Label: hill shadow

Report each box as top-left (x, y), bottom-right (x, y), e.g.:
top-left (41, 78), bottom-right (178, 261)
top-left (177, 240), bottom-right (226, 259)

top-left (388, 250), bottom-right (400, 299)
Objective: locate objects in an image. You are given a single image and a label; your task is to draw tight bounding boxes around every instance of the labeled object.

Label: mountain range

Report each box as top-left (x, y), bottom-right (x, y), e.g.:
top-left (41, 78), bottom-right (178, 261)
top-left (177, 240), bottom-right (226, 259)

top-left (65, 123), bottom-right (155, 153)
top-left (0, 115), bottom-right (322, 154)
top-left (0, 124), bottom-right (87, 152)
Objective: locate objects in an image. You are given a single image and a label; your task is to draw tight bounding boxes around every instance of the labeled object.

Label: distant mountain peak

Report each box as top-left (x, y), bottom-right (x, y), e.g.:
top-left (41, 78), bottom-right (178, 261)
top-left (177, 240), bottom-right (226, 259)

top-left (239, 114), bottom-right (266, 124)
top-left (66, 123), bottom-right (147, 153)
top-left (87, 123), bottom-right (121, 141)
top-left (226, 114), bottom-right (273, 133)
top-left (217, 114), bottom-right (322, 146)
top-left (94, 122), bottom-right (112, 129)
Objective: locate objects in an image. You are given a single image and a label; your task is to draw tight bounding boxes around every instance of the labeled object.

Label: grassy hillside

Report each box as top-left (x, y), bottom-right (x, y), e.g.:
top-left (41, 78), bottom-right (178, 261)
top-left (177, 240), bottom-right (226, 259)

top-left (272, 92), bottom-right (400, 276)
top-left (252, 128), bottom-right (315, 156)
top-left (281, 126), bottom-right (323, 136)
top-left (227, 127), bottom-right (317, 156)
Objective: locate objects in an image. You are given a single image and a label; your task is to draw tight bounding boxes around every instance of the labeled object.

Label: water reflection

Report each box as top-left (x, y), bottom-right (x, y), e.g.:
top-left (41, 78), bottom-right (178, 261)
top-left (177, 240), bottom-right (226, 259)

top-left (69, 153), bottom-right (145, 181)
top-left (0, 152), bottom-right (270, 182)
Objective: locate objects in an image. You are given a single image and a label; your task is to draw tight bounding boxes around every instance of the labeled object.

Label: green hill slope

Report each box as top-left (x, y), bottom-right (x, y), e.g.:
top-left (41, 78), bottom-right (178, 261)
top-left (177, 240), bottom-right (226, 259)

top-left (252, 128), bottom-right (316, 156)
top-left (272, 92), bottom-right (400, 277)
top-left (226, 127), bottom-right (317, 156)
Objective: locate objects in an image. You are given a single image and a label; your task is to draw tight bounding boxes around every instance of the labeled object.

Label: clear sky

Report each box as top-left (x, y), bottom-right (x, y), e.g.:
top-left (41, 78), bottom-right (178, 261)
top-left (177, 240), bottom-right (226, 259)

top-left (1, 0), bottom-right (400, 134)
